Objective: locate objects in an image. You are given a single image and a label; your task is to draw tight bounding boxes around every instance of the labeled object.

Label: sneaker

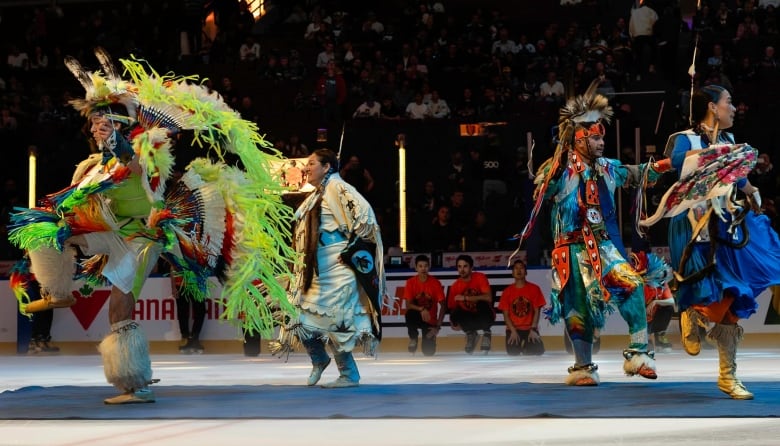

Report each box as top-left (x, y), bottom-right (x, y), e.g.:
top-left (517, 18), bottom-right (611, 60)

top-left (28, 339), bottom-right (60, 354)
top-left (407, 337), bottom-right (418, 354)
top-left (465, 331), bottom-right (478, 354)
top-left (480, 331), bottom-right (492, 353)
top-left (179, 338), bottom-right (204, 354)
top-left (421, 332), bottom-right (437, 357)
top-left (188, 340), bottom-right (204, 354)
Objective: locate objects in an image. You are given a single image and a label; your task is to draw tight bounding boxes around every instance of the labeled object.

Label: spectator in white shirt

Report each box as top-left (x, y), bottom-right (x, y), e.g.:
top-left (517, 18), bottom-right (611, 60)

top-left (406, 93), bottom-right (431, 120)
top-left (6, 45), bottom-right (29, 71)
top-left (629, 0), bottom-right (658, 77)
top-left (428, 90), bottom-right (451, 118)
top-left (491, 28), bottom-right (518, 56)
top-left (362, 12), bottom-right (385, 35)
top-left (539, 71), bottom-right (565, 103)
top-left (316, 42), bottom-right (336, 68)
top-left (239, 36), bottom-right (261, 63)
top-left (353, 97), bottom-right (381, 119)
top-left (304, 13), bottom-right (327, 41)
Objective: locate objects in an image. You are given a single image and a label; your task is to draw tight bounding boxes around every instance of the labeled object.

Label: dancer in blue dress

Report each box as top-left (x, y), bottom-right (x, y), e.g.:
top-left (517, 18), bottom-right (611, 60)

top-left (646, 84), bottom-right (780, 399)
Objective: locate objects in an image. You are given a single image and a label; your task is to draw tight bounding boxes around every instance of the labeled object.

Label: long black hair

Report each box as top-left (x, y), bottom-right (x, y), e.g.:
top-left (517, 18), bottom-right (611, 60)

top-left (690, 84), bottom-right (727, 126)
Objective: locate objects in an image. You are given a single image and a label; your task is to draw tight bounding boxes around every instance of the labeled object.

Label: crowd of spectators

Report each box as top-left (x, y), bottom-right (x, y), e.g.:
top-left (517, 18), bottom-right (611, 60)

top-left (0, 0), bottom-right (778, 262)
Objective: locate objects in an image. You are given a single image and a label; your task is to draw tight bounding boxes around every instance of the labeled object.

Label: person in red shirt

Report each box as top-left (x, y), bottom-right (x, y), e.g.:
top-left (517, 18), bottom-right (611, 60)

top-left (439, 254), bottom-right (495, 354)
top-left (498, 260), bottom-right (546, 356)
top-left (402, 254), bottom-right (446, 356)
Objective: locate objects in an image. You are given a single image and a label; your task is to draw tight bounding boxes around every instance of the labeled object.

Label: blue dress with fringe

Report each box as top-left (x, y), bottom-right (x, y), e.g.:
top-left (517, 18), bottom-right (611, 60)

top-left (667, 131), bottom-right (780, 319)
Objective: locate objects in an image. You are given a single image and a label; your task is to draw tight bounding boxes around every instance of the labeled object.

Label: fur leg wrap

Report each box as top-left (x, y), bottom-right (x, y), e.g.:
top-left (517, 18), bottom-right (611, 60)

top-left (565, 363), bottom-right (600, 386)
top-left (98, 320), bottom-right (153, 392)
top-left (709, 323), bottom-right (753, 400)
top-left (28, 246), bottom-right (77, 301)
top-left (623, 349), bottom-right (657, 379)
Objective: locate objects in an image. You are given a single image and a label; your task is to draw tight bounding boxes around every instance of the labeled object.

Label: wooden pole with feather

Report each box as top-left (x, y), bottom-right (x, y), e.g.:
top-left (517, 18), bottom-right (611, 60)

top-left (688, 1), bottom-right (701, 127)
top-left (336, 122), bottom-right (345, 169)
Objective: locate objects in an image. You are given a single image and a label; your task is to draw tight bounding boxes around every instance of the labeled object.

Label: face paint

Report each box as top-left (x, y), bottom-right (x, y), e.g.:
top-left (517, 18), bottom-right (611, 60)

top-left (574, 122), bottom-right (605, 140)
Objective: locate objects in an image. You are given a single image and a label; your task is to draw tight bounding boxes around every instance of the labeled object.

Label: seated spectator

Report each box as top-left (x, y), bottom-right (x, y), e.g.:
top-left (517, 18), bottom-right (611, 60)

top-left (441, 150), bottom-right (469, 198)
top-left (538, 71), bottom-right (565, 104)
top-left (284, 4), bottom-right (308, 24)
top-left (342, 40), bottom-right (355, 64)
top-left (6, 44), bottom-right (29, 71)
top-left (285, 134), bottom-right (309, 158)
top-left (453, 87), bottom-right (478, 120)
top-left (414, 179), bottom-right (445, 221)
top-left (491, 27), bottom-right (518, 56)
top-left (420, 82), bottom-right (433, 104)
top-left (304, 12), bottom-right (328, 42)
top-left (464, 209), bottom-right (498, 251)
top-left (219, 76), bottom-right (240, 107)
top-left (735, 13), bottom-right (760, 42)
top-left (440, 43), bottom-right (466, 75)
top-left (425, 205), bottom-right (461, 251)
top-left (583, 24), bottom-right (609, 61)
top-left (448, 189), bottom-right (474, 237)
top-left (29, 46), bottom-right (49, 71)
top-left (706, 43), bottom-right (724, 71)
top-left (380, 97), bottom-right (402, 119)
top-left (759, 45), bottom-right (778, 73)
top-left (260, 55), bottom-right (282, 81)
top-left (362, 11), bottom-right (385, 36)
top-left (405, 93), bottom-right (431, 119)
top-left (427, 90), bottom-right (451, 118)
top-left (36, 94), bottom-right (61, 123)
top-left (316, 41), bottom-right (336, 69)
top-left (237, 95), bottom-right (259, 123)
top-left (477, 87), bottom-right (505, 121)
top-left (329, 11), bottom-right (347, 44)
top-left (239, 36), bottom-right (261, 63)
top-left (393, 79), bottom-right (415, 110)
top-left (286, 50), bottom-right (307, 80)
top-left (713, 2), bottom-right (735, 37)
top-left (0, 106), bottom-right (19, 131)
top-left (353, 97), bottom-right (381, 119)
top-left (340, 155), bottom-right (375, 197)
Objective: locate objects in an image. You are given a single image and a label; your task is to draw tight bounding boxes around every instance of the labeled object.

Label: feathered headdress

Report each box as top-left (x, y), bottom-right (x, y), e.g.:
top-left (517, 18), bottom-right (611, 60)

top-left (510, 79), bottom-right (614, 259)
top-left (558, 79), bottom-right (614, 146)
top-left (65, 47), bottom-right (138, 124)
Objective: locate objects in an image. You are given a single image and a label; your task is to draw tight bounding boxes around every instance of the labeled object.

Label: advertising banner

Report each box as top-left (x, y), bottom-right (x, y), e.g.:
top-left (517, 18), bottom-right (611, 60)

top-left (2, 269), bottom-right (777, 343)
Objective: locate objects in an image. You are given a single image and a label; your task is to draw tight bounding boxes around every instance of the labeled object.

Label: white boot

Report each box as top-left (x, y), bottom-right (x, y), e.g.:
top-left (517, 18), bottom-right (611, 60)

top-left (99, 320), bottom-right (155, 404)
top-left (25, 246), bottom-right (78, 312)
top-left (708, 323), bottom-right (753, 400)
